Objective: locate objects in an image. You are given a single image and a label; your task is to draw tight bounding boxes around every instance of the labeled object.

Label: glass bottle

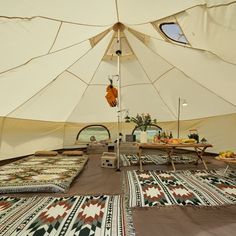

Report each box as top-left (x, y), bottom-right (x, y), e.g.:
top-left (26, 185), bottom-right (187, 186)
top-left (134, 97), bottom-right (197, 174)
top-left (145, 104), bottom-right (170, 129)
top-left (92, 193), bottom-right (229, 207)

top-left (163, 131), bottom-right (167, 139)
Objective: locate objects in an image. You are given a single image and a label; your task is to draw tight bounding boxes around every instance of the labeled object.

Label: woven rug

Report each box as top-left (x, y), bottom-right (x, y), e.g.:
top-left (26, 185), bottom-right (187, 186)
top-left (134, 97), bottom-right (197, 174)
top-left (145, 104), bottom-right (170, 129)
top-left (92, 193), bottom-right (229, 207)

top-left (0, 155), bottom-right (88, 193)
top-left (121, 153), bottom-right (197, 167)
top-left (127, 169), bottom-right (236, 207)
top-left (0, 195), bottom-right (125, 236)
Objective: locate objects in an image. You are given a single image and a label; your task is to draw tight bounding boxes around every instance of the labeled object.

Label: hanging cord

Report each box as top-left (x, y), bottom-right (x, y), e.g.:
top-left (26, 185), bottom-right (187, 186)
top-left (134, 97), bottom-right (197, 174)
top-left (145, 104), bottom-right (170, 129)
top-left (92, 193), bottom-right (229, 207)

top-left (109, 78), bottom-right (113, 88)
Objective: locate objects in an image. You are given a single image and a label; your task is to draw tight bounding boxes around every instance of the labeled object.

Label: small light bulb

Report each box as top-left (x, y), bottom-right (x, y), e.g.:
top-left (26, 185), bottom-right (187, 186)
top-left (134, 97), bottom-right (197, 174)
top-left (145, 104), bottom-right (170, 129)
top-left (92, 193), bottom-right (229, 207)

top-left (182, 100), bottom-right (188, 106)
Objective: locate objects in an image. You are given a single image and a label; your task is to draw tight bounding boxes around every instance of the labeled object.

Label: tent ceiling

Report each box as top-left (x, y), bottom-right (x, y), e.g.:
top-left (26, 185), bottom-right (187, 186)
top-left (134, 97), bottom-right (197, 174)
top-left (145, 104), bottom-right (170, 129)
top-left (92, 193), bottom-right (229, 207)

top-left (0, 0), bottom-right (236, 122)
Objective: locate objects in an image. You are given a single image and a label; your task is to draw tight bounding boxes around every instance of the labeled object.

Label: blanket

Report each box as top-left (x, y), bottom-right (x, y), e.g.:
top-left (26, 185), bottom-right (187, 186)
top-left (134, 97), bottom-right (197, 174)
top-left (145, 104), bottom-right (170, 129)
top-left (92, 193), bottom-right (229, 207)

top-left (0, 155), bottom-right (88, 193)
top-left (121, 153), bottom-right (197, 166)
top-left (0, 195), bottom-right (125, 236)
top-left (127, 169), bottom-right (236, 207)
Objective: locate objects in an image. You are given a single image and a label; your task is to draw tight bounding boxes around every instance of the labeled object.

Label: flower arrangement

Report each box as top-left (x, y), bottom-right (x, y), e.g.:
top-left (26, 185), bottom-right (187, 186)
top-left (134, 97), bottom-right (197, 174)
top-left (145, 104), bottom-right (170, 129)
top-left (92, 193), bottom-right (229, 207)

top-left (128, 113), bottom-right (157, 131)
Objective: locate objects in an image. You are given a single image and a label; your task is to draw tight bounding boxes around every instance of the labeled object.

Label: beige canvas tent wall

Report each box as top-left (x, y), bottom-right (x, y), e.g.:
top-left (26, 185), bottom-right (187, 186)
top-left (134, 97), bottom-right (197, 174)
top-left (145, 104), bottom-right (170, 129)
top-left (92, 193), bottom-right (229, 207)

top-left (0, 0), bottom-right (236, 160)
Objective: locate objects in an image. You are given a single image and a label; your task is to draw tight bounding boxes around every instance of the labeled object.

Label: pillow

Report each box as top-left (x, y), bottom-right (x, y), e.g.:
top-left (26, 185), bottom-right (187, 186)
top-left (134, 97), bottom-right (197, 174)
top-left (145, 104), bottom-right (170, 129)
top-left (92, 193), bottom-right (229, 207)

top-left (62, 150), bottom-right (84, 156)
top-left (34, 150), bottom-right (58, 156)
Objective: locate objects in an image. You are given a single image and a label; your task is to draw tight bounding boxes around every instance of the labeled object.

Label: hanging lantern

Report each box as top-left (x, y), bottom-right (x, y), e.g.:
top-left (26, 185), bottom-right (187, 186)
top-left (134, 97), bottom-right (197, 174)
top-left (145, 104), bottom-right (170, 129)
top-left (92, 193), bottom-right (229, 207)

top-left (124, 110), bottom-right (130, 122)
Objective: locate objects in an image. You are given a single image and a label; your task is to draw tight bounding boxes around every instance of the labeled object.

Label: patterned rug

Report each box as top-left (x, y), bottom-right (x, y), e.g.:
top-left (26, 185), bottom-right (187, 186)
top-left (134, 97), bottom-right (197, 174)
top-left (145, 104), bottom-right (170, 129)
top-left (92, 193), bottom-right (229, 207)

top-left (127, 169), bottom-right (236, 207)
top-left (0, 155), bottom-right (88, 193)
top-left (0, 195), bottom-right (125, 236)
top-left (121, 153), bottom-right (197, 167)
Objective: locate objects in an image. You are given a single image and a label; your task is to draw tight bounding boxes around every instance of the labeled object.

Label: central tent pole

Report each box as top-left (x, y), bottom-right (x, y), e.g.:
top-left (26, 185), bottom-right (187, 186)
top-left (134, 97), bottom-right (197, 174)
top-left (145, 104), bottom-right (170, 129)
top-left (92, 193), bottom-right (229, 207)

top-left (116, 27), bottom-right (122, 171)
top-left (112, 22), bottom-right (125, 171)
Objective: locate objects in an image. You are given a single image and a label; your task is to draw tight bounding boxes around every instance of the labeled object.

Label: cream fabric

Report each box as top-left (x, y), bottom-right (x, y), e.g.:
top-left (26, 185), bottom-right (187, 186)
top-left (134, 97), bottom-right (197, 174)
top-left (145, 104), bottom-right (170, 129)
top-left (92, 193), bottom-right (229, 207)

top-left (68, 31), bottom-right (113, 84)
top-left (64, 113), bottom-right (236, 154)
top-left (125, 30), bottom-right (173, 82)
top-left (9, 72), bottom-right (87, 121)
top-left (51, 24), bottom-right (110, 52)
top-left (0, 1), bottom-right (236, 159)
top-left (0, 118), bottom-right (64, 160)
top-left (0, 0), bottom-right (117, 25)
top-left (0, 18), bottom-right (60, 73)
top-left (0, 40), bottom-right (91, 117)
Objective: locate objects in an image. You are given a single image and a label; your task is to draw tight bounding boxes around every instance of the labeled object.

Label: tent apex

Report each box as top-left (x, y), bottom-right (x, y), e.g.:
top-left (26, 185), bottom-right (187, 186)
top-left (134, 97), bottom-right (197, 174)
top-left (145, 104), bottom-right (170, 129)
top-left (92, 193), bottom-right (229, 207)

top-left (113, 22), bottom-right (125, 32)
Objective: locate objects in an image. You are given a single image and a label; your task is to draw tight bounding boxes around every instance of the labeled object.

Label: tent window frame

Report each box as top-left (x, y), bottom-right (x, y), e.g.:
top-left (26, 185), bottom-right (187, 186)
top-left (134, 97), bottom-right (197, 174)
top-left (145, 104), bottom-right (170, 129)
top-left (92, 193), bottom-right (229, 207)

top-left (76, 124), bottom-right (111, 141)
top-left (132, 124), bottom-right (162, 135)
top-left (159, 22), bottom-right (188, 45)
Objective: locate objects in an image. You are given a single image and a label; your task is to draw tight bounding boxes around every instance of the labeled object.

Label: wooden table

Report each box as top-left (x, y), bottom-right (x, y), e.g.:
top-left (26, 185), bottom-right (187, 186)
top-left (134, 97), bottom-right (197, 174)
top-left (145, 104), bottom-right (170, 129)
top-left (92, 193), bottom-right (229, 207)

top-left (216, 159), bottom-right (236, 175)
top-left (138, 143), bottom-right (213, 172)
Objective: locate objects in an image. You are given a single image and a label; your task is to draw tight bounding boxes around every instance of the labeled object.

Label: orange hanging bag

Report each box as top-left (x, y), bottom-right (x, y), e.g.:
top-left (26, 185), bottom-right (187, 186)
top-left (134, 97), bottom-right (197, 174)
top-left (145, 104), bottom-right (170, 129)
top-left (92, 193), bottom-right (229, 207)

top-left (105, 79), bottom-right (118, 107)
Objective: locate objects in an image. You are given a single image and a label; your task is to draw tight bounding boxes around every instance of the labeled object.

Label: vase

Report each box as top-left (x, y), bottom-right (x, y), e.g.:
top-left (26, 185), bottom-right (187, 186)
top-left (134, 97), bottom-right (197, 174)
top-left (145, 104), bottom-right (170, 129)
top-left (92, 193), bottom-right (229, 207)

top-left (140, 131), bottom-right (148, 143)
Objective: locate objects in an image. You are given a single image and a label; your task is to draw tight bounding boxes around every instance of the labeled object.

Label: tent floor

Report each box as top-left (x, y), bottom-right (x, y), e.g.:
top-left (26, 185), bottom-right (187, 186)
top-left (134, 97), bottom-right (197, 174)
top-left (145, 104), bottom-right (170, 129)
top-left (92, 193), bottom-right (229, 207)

top-left (1, 152), bottom-right (236, 235)
top-left (129, 155), bottom-right (236, 236)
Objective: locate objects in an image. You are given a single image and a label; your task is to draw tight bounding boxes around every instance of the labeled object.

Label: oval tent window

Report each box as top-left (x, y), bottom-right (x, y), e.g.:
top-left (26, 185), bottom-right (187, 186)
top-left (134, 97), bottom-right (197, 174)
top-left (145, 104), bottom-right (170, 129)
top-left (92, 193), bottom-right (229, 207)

top-left (76, 125), bottom-right (111, 143)
top-left (160, 22), bottom-right (188, 44)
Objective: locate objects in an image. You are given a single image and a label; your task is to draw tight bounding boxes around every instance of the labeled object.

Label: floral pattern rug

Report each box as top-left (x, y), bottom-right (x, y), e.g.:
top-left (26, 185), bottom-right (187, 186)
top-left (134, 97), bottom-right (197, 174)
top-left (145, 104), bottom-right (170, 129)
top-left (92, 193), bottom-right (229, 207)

top-left (127, 169), bottom-right (236, 207)
top-left (0, 155), bottom-right (88, 193)
top-left (0, 195), bottom-right (125, 236)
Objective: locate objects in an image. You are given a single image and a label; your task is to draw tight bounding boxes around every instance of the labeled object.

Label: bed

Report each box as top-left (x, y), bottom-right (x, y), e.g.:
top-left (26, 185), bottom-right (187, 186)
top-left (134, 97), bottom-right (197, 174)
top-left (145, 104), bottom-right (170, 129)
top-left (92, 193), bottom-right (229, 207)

top-left (0, 153), bottom-right (88, 193)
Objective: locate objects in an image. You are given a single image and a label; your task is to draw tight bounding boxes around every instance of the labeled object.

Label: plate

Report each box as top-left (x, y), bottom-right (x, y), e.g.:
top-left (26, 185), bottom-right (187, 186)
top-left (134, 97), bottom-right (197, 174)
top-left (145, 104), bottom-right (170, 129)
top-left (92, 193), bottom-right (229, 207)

top-left (215, 155), bottom-right (236, 161)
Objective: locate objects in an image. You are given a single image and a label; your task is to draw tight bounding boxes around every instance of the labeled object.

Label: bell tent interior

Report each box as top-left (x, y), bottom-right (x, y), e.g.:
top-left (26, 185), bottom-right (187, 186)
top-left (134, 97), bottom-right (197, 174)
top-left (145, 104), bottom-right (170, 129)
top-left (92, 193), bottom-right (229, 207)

top-left (0, 1), bottom-right (236, 236)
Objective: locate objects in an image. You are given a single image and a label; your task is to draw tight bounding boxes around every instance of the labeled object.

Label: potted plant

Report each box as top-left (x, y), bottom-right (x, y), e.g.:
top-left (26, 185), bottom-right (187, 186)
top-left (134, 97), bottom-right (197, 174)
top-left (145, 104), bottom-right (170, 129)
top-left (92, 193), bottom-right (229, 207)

top-left (129, 113), bottom-right (157, 143)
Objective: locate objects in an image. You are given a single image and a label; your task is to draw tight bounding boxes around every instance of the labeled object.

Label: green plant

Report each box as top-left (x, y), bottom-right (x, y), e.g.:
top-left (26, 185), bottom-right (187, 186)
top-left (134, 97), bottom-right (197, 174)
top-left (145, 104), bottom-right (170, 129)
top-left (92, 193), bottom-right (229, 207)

top-left (130, 113), bottom-right (157, 131)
